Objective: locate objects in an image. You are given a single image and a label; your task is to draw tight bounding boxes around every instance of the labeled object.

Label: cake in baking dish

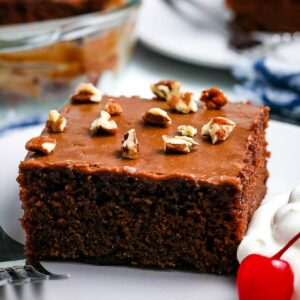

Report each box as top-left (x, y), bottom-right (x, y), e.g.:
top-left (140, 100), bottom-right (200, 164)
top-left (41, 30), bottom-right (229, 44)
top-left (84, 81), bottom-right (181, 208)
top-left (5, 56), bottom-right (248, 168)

top-left (0, 0), bottom-right (124, 25)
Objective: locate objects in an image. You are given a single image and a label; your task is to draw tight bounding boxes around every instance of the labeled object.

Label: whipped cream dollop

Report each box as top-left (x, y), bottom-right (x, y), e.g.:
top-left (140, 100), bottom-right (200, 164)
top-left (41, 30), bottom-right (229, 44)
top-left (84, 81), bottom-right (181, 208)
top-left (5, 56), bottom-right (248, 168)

top-left (237, 185), bottom-right (300, 300)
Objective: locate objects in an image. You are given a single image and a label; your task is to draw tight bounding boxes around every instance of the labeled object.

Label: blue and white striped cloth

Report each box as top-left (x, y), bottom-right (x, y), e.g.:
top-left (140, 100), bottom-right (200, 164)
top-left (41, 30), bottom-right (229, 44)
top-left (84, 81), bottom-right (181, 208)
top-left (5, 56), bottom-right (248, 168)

top-left (0, 112), bottom-right (45, 135)
top-left (233, 51), bottom-right (300, 120)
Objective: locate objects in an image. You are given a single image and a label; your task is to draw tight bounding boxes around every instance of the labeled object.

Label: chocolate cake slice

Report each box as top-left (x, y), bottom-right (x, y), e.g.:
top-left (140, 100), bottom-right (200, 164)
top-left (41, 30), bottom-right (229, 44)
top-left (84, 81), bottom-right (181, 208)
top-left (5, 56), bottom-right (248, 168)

top-left (18, 84), bottom-right (269, 274)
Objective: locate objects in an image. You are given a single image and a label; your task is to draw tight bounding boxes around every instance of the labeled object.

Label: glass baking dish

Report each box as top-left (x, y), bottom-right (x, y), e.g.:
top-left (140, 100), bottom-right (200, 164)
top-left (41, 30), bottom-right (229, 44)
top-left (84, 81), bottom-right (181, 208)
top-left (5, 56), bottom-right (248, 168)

top-left (0, 0), bottom-right (141, 130)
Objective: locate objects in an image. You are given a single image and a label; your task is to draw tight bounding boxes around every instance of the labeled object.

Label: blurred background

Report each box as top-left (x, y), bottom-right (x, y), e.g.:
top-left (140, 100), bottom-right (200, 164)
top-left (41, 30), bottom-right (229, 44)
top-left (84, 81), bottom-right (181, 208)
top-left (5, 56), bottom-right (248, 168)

top-left (0, 0), bottom-right (300, 133)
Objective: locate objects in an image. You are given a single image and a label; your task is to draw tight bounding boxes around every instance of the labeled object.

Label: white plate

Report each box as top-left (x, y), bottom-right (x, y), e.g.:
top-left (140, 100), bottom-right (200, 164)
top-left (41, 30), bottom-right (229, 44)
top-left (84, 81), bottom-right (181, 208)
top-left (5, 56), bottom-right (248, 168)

top-left (1, 120), bottom-right (300, 300)
top-left (137, 0), bottom-right (238, 69)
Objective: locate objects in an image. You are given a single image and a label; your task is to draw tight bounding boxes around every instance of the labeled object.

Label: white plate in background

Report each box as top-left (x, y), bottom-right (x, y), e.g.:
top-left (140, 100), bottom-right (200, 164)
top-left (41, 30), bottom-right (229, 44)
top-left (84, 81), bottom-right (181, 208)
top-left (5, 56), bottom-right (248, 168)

top-left (137, 0), bottom-right (238, 69)
top-left (0, 120), bottom-right (300, 300)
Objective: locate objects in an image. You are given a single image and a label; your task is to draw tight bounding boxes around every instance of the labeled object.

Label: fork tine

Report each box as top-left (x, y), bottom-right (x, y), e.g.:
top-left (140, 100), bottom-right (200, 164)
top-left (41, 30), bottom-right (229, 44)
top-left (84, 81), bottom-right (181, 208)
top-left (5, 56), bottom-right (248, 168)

top-left (0, 225), bottom-right (68, 285)
top-left (30, 261), bottom-right (70, 280)
top-left (0, 263), bottom-right (68, 286)
top-left (23, 265), bottom-right (49, 282)
top-left (6, 267), bottom-right (30, 285)
top-left (0, 268), bottom-right (9, 286)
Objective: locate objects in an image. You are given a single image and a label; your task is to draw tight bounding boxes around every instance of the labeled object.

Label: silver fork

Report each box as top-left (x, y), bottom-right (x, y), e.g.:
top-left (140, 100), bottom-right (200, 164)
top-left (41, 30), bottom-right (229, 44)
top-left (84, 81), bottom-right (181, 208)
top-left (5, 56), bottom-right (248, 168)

top-left (0, 226), bottom-right (69, 285)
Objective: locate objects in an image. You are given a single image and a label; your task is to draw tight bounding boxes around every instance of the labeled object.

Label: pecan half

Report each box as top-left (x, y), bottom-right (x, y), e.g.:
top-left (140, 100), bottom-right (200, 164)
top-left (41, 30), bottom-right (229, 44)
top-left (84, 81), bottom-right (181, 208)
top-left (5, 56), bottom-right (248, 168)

top-left (70, 82), bottom-right (102, 103)
top-left (177, 125), bottom-right (197, 137)
top-left (201, 116), bottom-right (236, 144)
top-left (121, 129), bottom-right (139, 159)
top-left (151, 80), bottom-right (181, 101)
top-left (90, 111), bottom-right (118, 135)
top-left (168, 91), bottom-right (198, 113)
top-left (142, 108), bottom-right (172, 127)
top-left (46, 110), bottom-right (67, 133)
top-left (200, 87), bottom-right (228, 109)
top-left (162, 135), bottom-right (198, 154)
top-left (104, 99), bottom-right (123, 116)
top-left (25, 136), bottom-right (57, 155)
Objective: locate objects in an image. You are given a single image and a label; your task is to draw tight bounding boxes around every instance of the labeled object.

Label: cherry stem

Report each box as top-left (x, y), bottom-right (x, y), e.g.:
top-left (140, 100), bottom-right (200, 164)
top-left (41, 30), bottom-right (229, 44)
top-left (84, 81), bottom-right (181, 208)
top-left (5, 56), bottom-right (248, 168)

top-left (272, 231), bottom-right (300, 259)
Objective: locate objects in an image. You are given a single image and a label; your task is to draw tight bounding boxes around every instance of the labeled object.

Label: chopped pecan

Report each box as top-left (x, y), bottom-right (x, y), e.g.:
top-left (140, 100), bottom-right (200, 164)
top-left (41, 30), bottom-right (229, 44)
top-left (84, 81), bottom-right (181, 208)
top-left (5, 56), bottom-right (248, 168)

top-left (121, 129), bottom-right (139, 159)
top-left (162, 135), bottom-right (198, 154)
top-left (46, 110), bottom-right (67, 133)
top-left (70, 82), bottom-right (102, 103)
top-left (90, 111), bottom-right (118, 135)
top-left (151, 80), bottom-right (181, 101)
top-left (142, 108), bottom-right (172, 127)
top-left (201, 116), bottom-right (236, 144)
top-left (200, 87), bottom-right (228, 109)
top-left (168, 91), bottom-right (198, 113)
top-left (104, 99), bottom-right (123, 116)
top-left (177, 125), bottom-right (197, 137)
top-left (25, 136), bottom-right (57, 155)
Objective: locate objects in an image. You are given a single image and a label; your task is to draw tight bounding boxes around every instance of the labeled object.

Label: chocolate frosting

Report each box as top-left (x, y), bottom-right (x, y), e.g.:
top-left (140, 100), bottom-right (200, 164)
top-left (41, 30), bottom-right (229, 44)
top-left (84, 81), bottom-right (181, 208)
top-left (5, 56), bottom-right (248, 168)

top-left (22, 96), bottom-right (267, 188)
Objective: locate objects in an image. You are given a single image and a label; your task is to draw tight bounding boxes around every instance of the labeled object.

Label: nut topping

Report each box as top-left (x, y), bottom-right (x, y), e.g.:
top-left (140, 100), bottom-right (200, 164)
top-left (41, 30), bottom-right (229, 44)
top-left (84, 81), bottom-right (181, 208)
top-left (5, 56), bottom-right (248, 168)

top-left (168, 91), bottom-right (198, 114)
top-left (70, 82), bottom-right (102, 103)
top-left (104, 99), bottom-right (123, 116)
top-left (46, 110), bottom-right (67, 133)
top-left (90, 111), bottom-right (118, 135)
top-left (25, 136), bottom-right (57, 155)
top-left (142, 108), bottom-right (172, 127)
top-left (121, 129), bottom-right (139, 159)
top-left (162, 135), bottom-right (198, 154)
top-left (200, 87), bottom-right (228, 109)
top-left (201, 117), bottom-right (236, 144)
top-left (151, 80), bottom-right (181, 101)
top-left (177, 125), bottom-right (197, 137)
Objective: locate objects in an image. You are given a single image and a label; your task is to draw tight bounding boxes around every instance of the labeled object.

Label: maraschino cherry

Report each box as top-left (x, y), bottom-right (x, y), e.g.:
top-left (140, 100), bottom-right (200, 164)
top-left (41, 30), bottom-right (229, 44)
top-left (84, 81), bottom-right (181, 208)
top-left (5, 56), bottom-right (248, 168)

top-left (237, 231), bottom-right (300, 300)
